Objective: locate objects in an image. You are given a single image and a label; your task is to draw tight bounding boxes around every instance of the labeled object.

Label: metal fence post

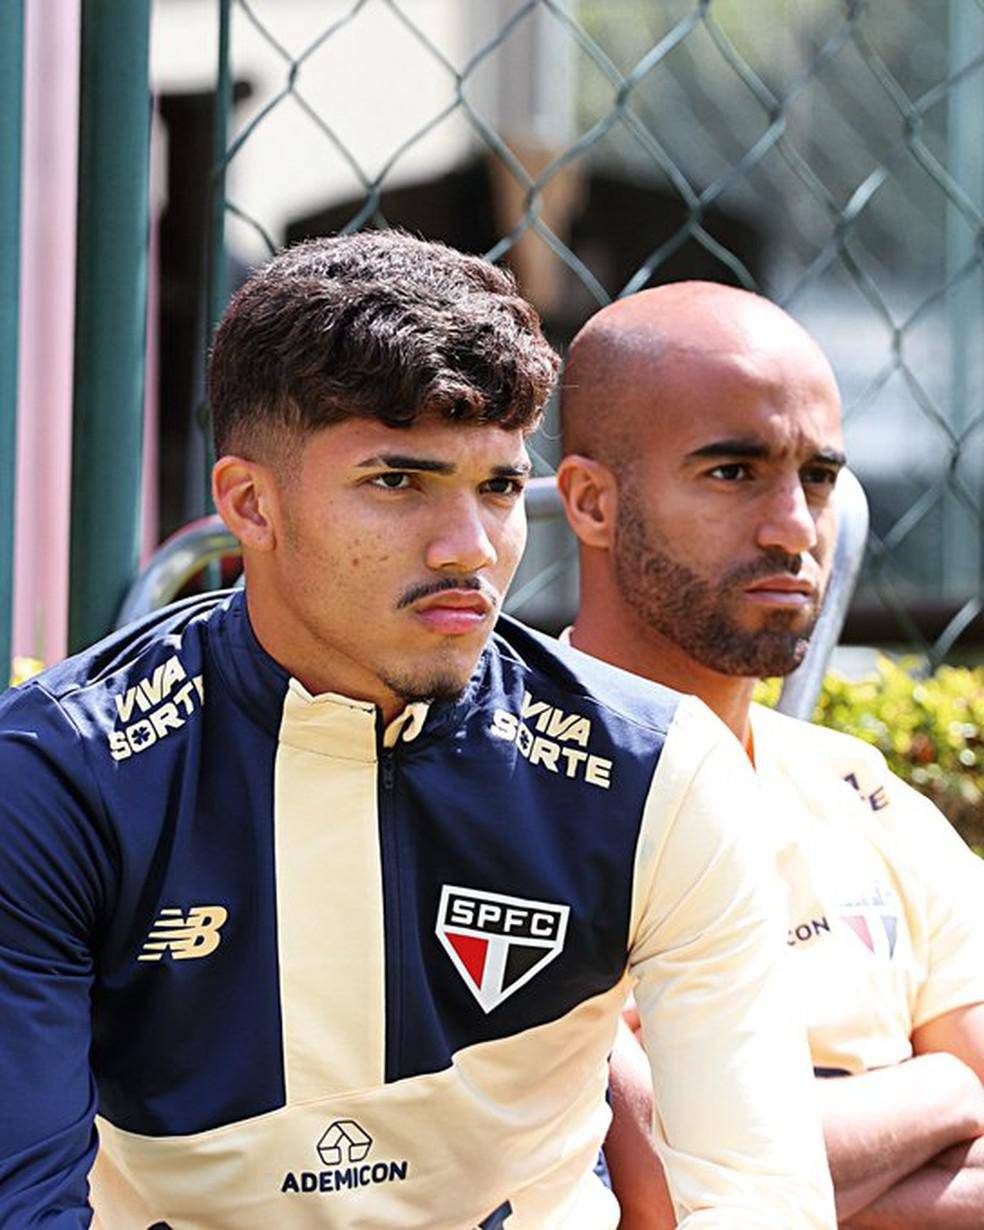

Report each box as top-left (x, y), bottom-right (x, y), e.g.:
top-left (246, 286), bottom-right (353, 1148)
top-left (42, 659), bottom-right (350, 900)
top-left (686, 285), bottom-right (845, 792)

top-left (69, 0), bottom-right (152, 651)
top-left (0, 0), bottom-right (24, 682)
top-left (943, 0), bottom-right (984, 600)
top-left (202, 0), bottom-right (232, 496)
top-left (198, 0), bottom-right (233, 590)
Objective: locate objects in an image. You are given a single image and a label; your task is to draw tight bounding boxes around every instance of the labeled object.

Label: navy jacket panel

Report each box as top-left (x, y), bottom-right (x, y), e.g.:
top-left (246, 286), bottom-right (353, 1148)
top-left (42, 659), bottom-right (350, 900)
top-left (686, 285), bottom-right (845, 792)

top-left (383, 617), bottom-right (679, 1081)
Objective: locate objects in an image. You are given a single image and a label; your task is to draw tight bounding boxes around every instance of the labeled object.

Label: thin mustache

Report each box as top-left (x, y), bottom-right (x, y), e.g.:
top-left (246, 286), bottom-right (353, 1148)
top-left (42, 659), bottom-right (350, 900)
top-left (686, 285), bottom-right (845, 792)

top-left (725, 552), bottom-right (807, 587)
top-left (397, 575), bottom-right (499, 610)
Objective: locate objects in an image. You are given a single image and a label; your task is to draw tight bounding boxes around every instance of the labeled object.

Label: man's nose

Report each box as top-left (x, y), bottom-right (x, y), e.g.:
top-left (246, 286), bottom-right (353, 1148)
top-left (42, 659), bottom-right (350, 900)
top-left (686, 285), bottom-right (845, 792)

top-left (755, 479), bottom-right (818, 557)
top-left (424, 496), bottom-right (499, 573)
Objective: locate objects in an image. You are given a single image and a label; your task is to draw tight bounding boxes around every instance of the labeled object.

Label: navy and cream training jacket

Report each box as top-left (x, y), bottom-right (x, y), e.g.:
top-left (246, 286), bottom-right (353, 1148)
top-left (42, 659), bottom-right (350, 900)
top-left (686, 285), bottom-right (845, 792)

top-left (0, 590), bottom-right (834, 1228)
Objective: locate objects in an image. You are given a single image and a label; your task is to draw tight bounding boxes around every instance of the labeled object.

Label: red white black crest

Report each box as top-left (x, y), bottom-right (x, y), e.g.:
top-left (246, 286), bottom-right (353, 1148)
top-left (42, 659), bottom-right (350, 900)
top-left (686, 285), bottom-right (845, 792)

top-left (435, 884), bottom-right (570, 1013)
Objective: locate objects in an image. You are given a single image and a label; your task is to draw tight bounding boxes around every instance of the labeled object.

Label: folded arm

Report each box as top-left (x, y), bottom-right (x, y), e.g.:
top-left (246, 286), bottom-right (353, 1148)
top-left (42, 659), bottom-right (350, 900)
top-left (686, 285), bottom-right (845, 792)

top-left (841, 1136), bottom-right (984, 1229)
top-left (606, 1030), bottom-right (984, 1230)
top-left (818, 1050), bottom-right (984, 1222)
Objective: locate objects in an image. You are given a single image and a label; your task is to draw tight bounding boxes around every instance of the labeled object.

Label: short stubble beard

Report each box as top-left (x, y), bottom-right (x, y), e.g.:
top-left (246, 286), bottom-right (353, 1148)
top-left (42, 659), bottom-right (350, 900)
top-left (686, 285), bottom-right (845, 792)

top-left (380, 663), bottom-right (472, 707)
top-left (613, 485), bottom-right (819, 678)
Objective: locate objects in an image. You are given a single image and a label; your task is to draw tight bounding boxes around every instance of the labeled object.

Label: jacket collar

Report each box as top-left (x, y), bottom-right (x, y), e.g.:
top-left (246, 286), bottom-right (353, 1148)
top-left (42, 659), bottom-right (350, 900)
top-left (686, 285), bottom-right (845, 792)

top-left (210, 589), bottom-right (489, 755)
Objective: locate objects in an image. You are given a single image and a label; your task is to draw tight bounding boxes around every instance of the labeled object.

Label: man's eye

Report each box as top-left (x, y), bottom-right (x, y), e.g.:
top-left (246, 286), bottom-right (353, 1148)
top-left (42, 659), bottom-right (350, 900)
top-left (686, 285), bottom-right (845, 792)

top-left (707, 463), bottom-right (751, 481)
top-left (369, 472), bottom-right (412, 490)
top-left (802, 467), bottom-right (839, 487)
top-left (483, 477), bottom-right (524, 497)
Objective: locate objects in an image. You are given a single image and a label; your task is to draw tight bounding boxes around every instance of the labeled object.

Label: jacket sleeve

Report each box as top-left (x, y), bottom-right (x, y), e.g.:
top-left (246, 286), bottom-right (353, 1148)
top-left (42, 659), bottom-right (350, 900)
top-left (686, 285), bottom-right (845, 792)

top-left (0, 684), bottom-right (113, 1226)
top-left (628, 697), bottom-right (836, 1229)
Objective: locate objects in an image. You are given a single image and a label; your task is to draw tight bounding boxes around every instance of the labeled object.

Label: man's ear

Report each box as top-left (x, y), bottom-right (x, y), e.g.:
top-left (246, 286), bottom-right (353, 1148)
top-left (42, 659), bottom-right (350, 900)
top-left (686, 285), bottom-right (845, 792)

top-left (555, 454), bottom-right (618, 549)
top-left (212, 455), bottom-right (278, 552)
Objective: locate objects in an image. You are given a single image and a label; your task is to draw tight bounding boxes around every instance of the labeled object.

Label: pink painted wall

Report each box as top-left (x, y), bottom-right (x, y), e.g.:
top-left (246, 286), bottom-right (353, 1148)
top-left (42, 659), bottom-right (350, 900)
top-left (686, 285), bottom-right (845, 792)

top-left (13, 0), bottom-right (80, 664)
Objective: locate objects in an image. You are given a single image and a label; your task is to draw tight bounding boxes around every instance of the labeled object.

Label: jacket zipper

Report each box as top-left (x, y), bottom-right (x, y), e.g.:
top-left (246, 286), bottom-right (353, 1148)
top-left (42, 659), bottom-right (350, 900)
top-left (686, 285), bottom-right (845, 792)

top-left (378, 746), bottom-right (401, 1082)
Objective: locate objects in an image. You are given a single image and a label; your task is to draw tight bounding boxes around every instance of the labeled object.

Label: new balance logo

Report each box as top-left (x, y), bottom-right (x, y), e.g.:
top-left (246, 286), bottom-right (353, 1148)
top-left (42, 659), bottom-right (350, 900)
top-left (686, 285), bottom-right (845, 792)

top-left (138, 906), bottom-right (228, 962)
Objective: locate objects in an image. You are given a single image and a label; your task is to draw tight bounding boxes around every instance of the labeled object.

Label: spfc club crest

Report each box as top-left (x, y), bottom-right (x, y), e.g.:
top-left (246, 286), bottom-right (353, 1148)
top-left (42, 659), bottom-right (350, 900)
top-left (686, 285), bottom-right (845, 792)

top-left (838, 882), bottom-right (900, 960)
top-left (435, 885), bottom-right (570, 1013)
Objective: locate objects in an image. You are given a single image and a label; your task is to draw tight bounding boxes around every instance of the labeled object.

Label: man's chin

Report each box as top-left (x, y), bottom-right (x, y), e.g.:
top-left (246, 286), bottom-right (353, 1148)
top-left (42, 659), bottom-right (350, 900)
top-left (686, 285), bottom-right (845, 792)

top-left (736, 605), bottom-right (818, 646)
top-left (381, 646), bottom-right (483, 707)
top-left (693, 625), bottom-right (811, 679)
top-left (388, 674), bottom-right (469, 706)
top-left (739, 636), bottom-right (809, 679)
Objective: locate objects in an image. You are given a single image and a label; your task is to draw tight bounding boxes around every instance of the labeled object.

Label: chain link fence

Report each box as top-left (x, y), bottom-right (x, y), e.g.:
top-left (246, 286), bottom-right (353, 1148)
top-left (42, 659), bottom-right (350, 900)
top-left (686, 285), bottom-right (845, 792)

top-left (187, 0), bottom-right (984, 666)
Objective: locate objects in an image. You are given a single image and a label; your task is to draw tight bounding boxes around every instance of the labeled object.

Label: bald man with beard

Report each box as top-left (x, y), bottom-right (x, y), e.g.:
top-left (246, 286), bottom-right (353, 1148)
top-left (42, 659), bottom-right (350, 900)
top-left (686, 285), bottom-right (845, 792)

top-left (556, 283), bottom-right (984, 1229)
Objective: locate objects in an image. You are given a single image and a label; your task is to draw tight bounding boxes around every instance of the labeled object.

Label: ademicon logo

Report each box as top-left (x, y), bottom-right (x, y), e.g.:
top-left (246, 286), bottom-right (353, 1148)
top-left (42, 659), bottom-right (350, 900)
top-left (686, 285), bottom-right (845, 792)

top-left (436, 885), bottom-right (570, 1013)
top-left (280, 1120), bottom-right (410, 1195)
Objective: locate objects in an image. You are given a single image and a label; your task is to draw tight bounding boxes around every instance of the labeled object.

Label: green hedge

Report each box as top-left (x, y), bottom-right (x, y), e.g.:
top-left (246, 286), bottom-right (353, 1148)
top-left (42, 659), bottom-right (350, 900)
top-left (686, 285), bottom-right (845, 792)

top-left (756, 660), bottom-right (984, 849)
top-left (10, 657), bottom-right (43, 687)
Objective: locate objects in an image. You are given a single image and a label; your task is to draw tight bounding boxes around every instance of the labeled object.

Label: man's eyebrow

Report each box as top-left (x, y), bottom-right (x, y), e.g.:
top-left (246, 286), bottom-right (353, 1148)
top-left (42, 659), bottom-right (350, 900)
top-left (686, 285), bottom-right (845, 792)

top-left (491, 461), bottom-right (533, 478)
top-left (355, 455), bottom-right (533, 477)
top-left (356, 454), bottom-right (455, 474)
top-left (685, 439), bottom-right (770, 462)
top-left (685, 439), bottom-right (847, 467)
top-left (810, 447), bottom-right (847, 468)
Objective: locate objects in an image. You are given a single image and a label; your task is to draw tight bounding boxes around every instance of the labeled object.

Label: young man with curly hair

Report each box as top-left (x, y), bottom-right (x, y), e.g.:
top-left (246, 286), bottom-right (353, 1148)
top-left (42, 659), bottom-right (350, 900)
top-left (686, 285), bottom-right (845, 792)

top-left (0, 235), bottom-right (833, 1228)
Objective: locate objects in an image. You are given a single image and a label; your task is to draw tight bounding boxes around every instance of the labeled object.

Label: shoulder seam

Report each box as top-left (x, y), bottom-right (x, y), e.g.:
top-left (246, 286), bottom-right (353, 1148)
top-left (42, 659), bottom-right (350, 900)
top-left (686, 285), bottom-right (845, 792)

top-left (499, 652), bottom-right (676, 742)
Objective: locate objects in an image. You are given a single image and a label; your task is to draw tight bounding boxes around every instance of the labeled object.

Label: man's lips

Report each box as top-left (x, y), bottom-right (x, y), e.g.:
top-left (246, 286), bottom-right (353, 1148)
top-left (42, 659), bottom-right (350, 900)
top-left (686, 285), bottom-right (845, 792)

top-left (412, 589), bottom-right (494, 634)
top-left (742, 575), bottom-right (817, 608)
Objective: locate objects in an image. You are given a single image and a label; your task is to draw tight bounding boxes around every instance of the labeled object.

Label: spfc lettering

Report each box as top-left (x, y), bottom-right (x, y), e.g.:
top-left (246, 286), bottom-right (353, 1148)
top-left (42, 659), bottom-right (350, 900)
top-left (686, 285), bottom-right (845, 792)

top-left (436, 885), bottom-right (569, 1013)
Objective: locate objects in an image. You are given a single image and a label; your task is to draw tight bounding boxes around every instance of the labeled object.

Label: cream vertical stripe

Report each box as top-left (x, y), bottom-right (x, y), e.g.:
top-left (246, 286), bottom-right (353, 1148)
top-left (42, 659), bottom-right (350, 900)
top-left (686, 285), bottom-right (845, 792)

top-left (274, 681), bottom-right (387, 1101)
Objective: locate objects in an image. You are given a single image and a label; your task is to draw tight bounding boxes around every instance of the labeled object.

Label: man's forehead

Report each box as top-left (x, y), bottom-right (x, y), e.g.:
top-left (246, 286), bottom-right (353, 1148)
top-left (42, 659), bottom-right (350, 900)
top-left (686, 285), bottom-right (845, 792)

top-left (638, 341), bottom-right (842, 443)
top-left (673, 402), bottom-right (844, 462)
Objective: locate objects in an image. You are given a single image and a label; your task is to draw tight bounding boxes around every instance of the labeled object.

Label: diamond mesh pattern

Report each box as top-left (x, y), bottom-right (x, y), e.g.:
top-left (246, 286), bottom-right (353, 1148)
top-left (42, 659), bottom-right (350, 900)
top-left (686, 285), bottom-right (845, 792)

top-left (210, 0), bottom-right (984, 663)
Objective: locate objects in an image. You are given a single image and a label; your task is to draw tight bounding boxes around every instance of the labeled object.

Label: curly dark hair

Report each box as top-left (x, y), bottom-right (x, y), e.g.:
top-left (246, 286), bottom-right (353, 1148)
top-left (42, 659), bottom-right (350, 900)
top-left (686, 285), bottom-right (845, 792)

top-left (208, 230), bottom-right (561, 458)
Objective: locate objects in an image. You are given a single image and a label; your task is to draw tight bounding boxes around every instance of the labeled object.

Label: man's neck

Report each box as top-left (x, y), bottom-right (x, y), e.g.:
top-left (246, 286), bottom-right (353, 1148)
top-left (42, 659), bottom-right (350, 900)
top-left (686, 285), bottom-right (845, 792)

top-left (245, 585), bottom-right (406, 723)
top-left (569, 606), bottom-right (756, 753)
